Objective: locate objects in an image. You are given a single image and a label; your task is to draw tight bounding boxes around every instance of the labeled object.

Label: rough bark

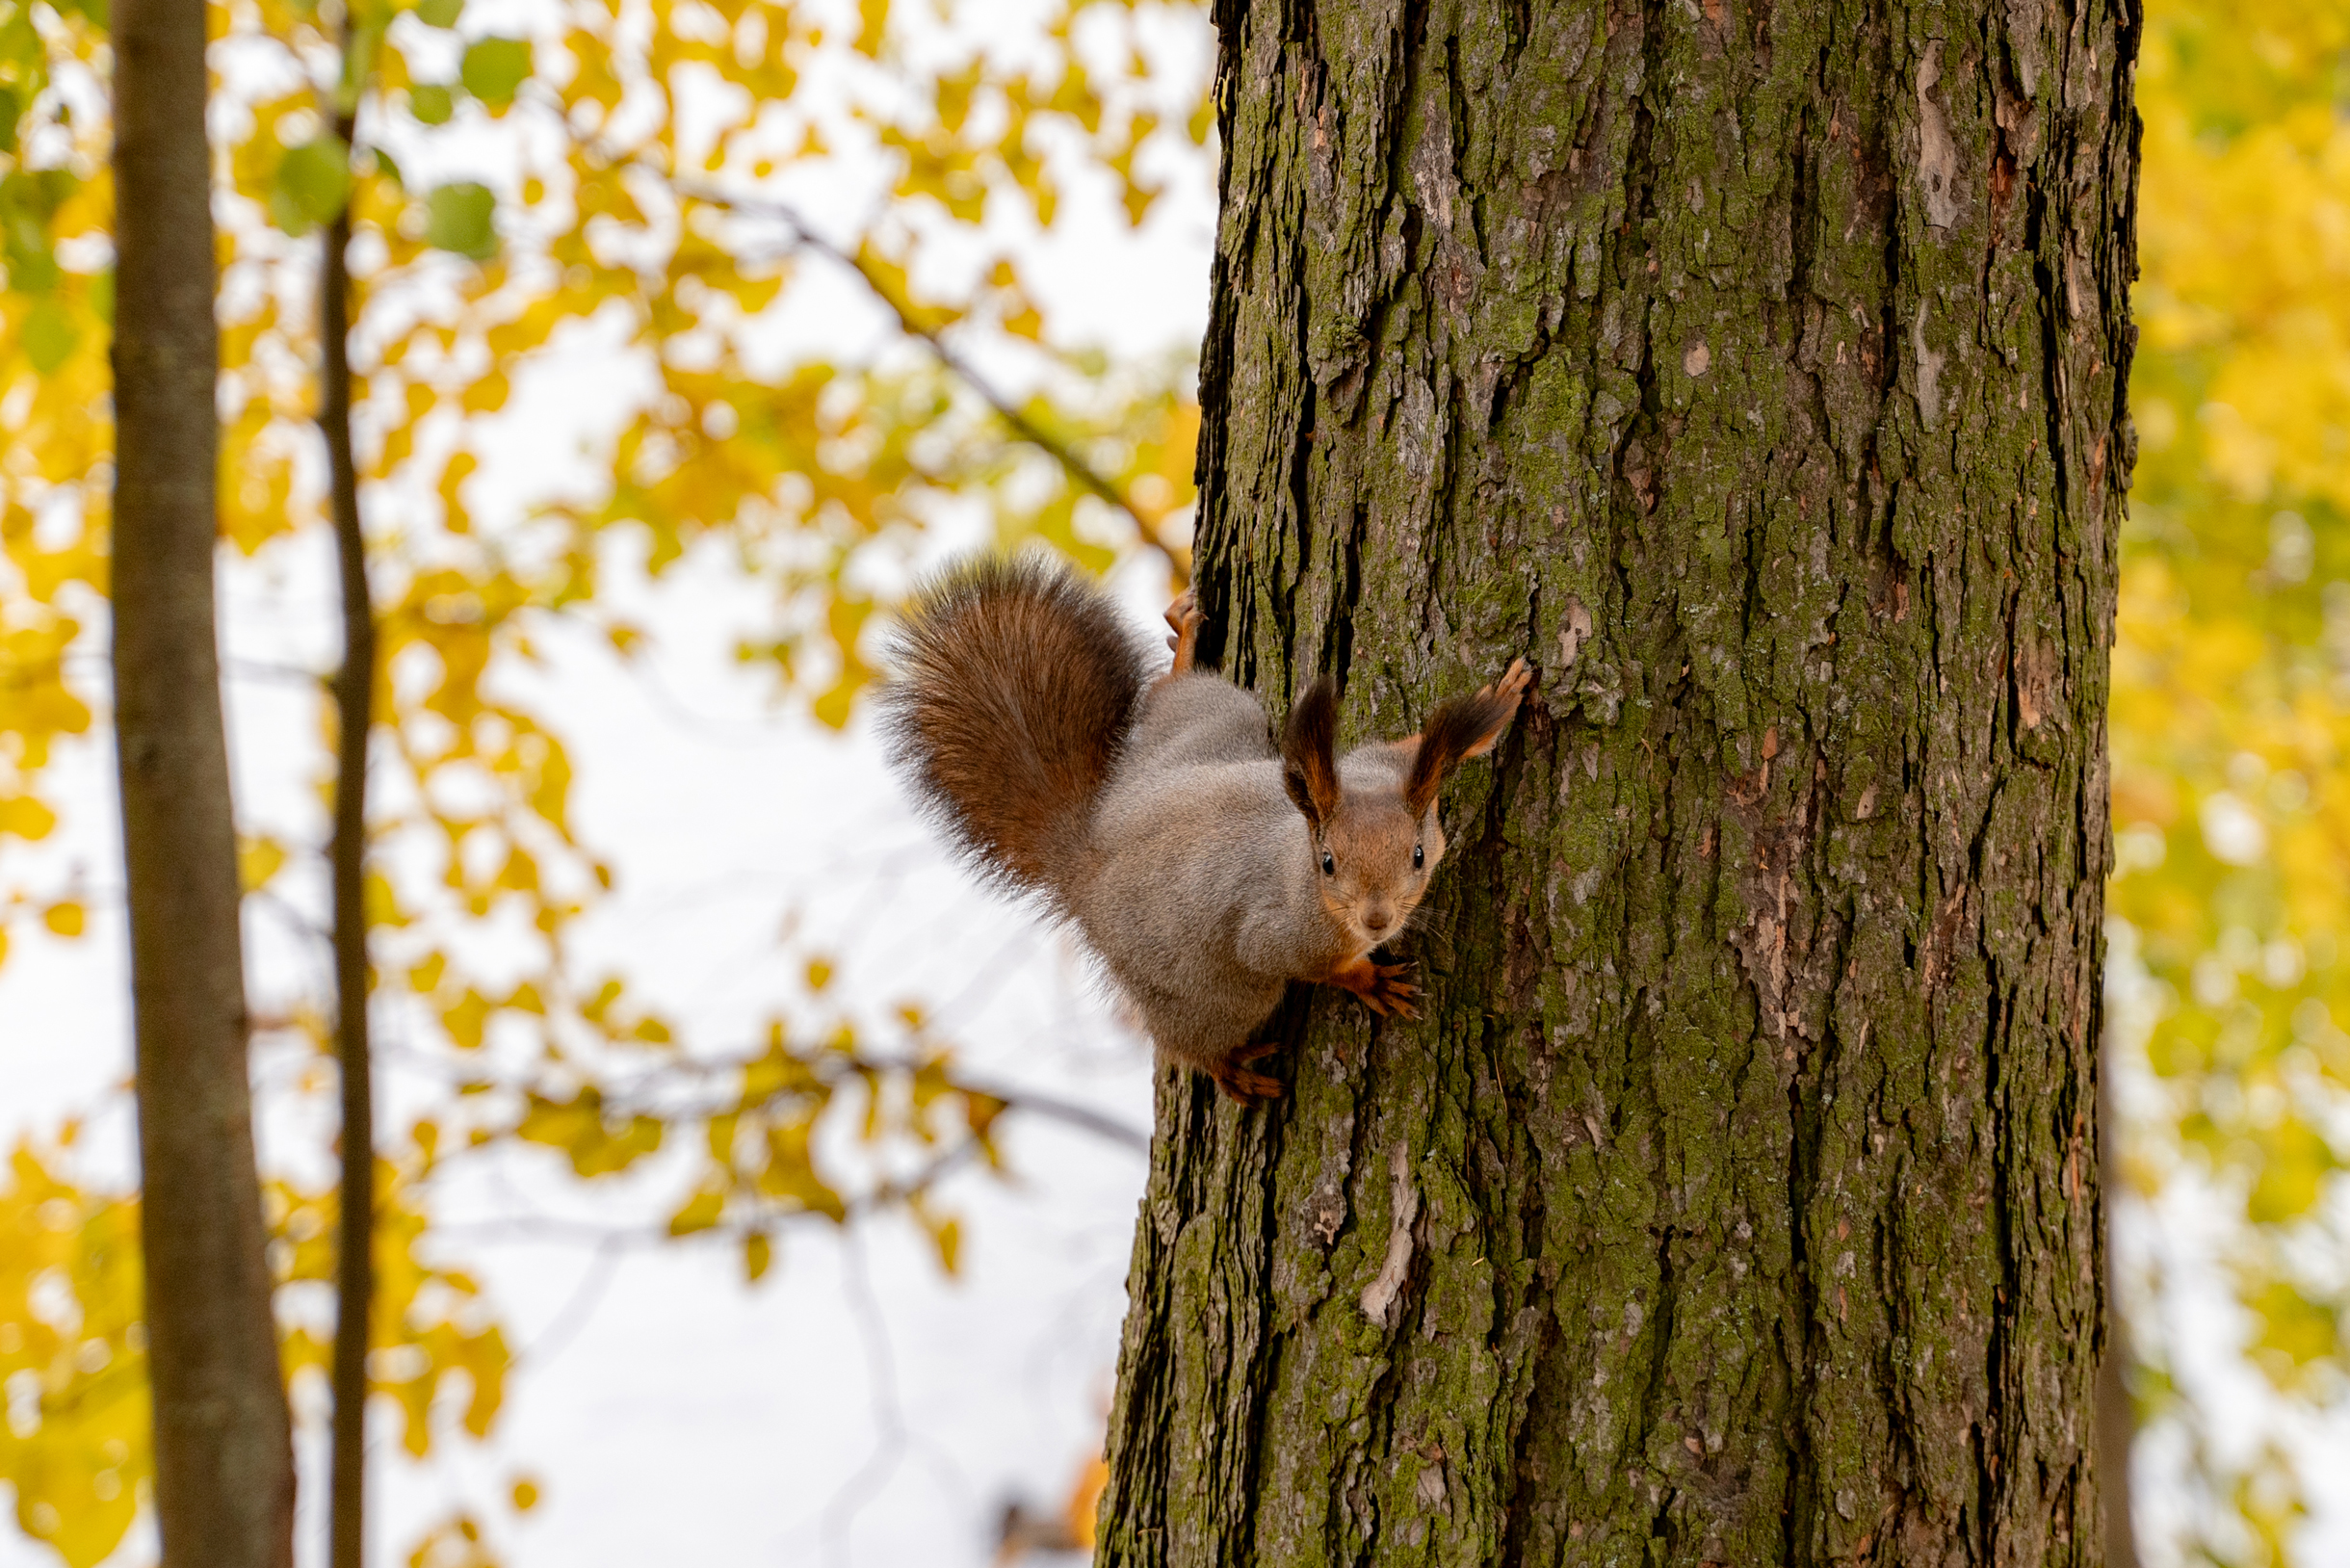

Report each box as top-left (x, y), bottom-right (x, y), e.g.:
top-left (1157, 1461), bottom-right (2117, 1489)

top-left (321, 107), bottom-right (379, 1568)
top-left (2094, 1068), bottom-right (2137, 1568)
top-left (110, 0), bottom-right (300, 1560)
top-left (1098, 0), bottom-right (2136, 1563)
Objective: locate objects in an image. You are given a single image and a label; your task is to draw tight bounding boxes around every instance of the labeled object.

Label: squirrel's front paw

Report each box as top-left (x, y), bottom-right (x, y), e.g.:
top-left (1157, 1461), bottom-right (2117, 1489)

top-left (1360, 960), bottom-right (1421, 1020)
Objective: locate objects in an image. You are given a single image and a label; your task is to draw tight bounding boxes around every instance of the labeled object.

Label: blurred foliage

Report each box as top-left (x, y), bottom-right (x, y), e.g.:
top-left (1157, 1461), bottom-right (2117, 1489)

top-left (0, 0), bottom-right (1200, 1556)
top-left (0, 1137), bottom-right (142, 1567)
top-left (1, 0), bottom-right (2342, 1554)
top-left (0, 980), bottom-right (1000, 1566)
top-left (0, 1132), bottom-right (509, 1567)
top-left (2113, 0), bottom-right (2350, 1557)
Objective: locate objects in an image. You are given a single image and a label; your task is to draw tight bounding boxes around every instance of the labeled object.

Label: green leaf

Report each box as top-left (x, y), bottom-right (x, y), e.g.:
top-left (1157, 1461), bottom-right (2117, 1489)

top-left (21, 297), bottom-right (76, 374)
top-left (409, 83), bottom-right (455, 125)
top-left (1, 170), bottom-right (73, 292)
top-left (424, 181), bottom-right (498, 261)
top-left (0, 7), bottom-right (37, 85)
top-left (274, 135), bottom-right (352, 231)
top-left (2, 243), bottom-right (59, 292)
top-left (415, 0), bottom-right (462, 26)
top-left (459, 37), bottom-right (531, 110)
top-left (88, 268), bottom-right (112, 327)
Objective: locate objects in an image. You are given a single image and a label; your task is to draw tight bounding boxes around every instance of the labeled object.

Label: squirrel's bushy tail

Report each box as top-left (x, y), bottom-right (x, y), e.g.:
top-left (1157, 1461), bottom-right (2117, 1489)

top-left (879, 554), bottom-right (1147, 900)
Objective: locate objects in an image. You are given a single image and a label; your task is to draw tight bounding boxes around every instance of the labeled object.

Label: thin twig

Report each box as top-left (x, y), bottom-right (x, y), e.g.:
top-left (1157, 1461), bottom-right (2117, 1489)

top-left (665, 172), bottom-right (1144, 524)
top-left (822, 1230), bottom-right (908, 1568)
top-left (946, 1074), bottom-right (1150, 1153)
top-left (433, 1139), bottom-right (985, 1248)
top-left (379, 1032), bottom-right (1151, 1155)
top-left (515, 1239), bottom-right (624, 1371)
top-left (549, 118), bottom-right (1175, 565)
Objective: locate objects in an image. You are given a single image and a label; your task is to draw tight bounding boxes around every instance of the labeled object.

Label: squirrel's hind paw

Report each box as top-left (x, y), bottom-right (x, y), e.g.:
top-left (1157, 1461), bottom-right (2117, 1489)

top-left (1208, 1041), bottom-right (1284, 1103)
top-left (1162, 589), bottom-right (1206, 675)
top-left (1163, 588), bottom-right (1201, 637)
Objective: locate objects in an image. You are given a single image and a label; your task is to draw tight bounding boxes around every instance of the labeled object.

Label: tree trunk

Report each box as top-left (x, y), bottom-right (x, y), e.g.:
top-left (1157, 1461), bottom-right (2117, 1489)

top-left (1098, 0), bottom-right (2136, 1562)
top-left (322, 104), bottom-right (379, 1568)
top-left (110, 0), bottom-right (299, 1562)
top-left (2094, 1065), bottom-right (2137, 1568)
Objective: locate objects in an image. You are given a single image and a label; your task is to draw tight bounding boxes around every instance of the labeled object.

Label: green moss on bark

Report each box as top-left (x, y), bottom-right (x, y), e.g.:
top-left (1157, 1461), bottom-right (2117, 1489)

top-left (1101, 0), bottom-right (2135, 1562)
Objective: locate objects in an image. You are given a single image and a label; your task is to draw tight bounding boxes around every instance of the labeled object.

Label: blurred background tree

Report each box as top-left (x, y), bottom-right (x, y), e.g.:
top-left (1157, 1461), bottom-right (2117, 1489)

top-left (4, 0), bottom-right (2350, 1558)
top-left (2108, 0), bottom-right (2350, 1560)
top-left (2, 0), bottom-right (1195, 1556)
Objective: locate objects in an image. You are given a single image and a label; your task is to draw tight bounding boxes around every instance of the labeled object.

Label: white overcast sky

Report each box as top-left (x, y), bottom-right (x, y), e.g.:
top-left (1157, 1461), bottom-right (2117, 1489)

top-left (2, 0), bottom-right (1212, 1559)
top-left (3, 2), bottom-right (2346, 1561)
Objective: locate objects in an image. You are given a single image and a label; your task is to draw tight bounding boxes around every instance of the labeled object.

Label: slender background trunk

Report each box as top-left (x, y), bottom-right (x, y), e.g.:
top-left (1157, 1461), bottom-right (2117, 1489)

top-left (1099, 0), bottom-right (2137, 1562)
top-left (110, 0), bottom-right (299, 1560)
top-left (321, 103), bottom-right (379, 1568)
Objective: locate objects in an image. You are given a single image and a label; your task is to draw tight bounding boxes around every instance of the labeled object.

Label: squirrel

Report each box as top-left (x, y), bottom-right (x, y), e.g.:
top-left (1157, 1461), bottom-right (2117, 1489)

top-left (879, 554), bottom-right (1531, 1102)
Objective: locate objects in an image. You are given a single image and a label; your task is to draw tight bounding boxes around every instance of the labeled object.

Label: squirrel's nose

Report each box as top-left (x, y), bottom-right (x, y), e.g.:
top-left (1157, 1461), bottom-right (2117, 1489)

top-left (1364, 906), bottom-right (1394, 935)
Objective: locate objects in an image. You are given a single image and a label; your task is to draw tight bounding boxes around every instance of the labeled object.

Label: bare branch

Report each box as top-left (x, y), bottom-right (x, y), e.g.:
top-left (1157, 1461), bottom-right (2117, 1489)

top-left (544, 114), bottom-right (1184, 574)
top-left (666, 173), bottom-right (1149, 529)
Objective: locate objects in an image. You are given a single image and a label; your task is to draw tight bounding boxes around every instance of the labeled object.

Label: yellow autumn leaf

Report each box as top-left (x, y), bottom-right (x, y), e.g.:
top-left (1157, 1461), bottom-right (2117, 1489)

top-left (2244, 1116), bottom-right (2337, 1225)
top-left (2249, 1279), bottom-right (2342, 1383)
top-left (0, 796), bottom-right (59, 842)
top-left (668, 1186), bottom-right (724, 1235)
top-left (239, 835), bottom-right (290, 893)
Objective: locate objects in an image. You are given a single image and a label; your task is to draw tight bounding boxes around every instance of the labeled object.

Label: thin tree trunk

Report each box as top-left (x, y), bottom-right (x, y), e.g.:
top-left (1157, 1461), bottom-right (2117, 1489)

top-left (1099, 0), bottom-right (2137, 1562)
top-left (110, 0), bottom-right (298, 1560)
top-left (320, 104), bottom-right (379, 1568)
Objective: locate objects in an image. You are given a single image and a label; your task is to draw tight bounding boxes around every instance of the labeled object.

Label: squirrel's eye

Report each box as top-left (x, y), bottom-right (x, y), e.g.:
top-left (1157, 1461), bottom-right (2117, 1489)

top-left (1413, 843), bottom-right (1424, 870)
top-left (1320, 849), bottom-right (1336, 877)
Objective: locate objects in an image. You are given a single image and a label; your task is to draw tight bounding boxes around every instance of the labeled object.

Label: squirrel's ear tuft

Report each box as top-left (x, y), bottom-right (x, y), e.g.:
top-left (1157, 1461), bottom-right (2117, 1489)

top-left (1405, 660), bottom-right (1530, 818)
top-left (1281, 677), bottom-right (1342, 829)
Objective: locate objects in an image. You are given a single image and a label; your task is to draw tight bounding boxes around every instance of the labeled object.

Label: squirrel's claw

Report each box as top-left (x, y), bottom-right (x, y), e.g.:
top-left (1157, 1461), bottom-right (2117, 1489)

top-left (1162, 588), bottom-right (1201, 638)
top-left (1209, 1041), bottom-right (1283, 1103)
top-left (1162, 589), bottom-right (1206, 678)
top-left (1325, 954), bottom-right (1421, 1019)
top-left (1362, 960), bottom-right (1421, 1020)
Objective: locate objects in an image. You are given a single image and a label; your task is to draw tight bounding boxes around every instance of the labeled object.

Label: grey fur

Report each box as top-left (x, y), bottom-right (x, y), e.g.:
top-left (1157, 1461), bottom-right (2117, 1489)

top-left (1070, 673), bottom-right (1432, 1072)
top-left (882, 558), bottom-right (1527, 1096)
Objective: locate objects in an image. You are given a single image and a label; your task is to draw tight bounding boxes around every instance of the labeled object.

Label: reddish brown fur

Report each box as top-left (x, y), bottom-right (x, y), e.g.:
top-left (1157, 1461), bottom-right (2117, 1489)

top-left (886, 565), bottom-right (1528, 1104)
top-left (1280, 677), bottom-right (1342, 828)
top-left (1404, 660), bottom-right (1530, 818)
top-left (1315, 797), bottom-right (1420, 930)
top-left (878, 555), bottom-right (1147, 899)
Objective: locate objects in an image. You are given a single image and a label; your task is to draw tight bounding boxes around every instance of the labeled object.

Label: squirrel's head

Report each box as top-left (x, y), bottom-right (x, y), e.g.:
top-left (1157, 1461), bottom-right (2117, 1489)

top-left (1281, 674), bottom-right (1522, 953)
